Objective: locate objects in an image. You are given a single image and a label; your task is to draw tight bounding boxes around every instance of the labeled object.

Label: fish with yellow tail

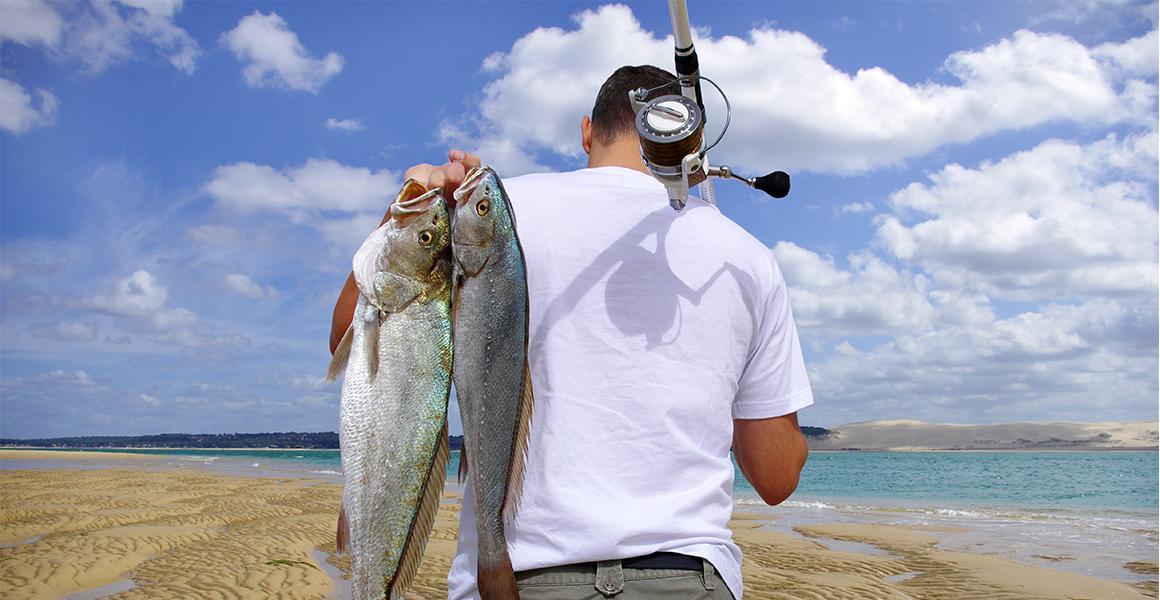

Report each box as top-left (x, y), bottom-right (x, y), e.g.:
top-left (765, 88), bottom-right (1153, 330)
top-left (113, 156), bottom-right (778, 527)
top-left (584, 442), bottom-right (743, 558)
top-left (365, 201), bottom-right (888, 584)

top-left (327, 180), bottom-right (453, 600)
top-left (451, 166), bottom-right (534, 599)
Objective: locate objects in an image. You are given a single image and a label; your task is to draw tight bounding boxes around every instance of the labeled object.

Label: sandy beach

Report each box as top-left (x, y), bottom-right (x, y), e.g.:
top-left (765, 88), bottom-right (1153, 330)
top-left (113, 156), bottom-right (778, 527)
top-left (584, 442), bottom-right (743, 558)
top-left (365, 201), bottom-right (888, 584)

top-left (1, 450), bottom-right (1155, 600)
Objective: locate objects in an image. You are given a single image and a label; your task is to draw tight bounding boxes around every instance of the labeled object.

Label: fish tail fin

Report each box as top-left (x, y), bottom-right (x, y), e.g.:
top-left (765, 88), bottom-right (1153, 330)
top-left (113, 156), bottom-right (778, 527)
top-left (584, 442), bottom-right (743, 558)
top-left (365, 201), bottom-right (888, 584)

top-left (336, 502), bottom-right (350, 554)
top-left (502, 361), bottom-right (534, 524)
top-left (364, 316), bottom-right (380, 382)
top-left (326, 325), bottom-right (354, 382)
top-left (477, 554), bottom-right (520, 600)
top-left (389, 418), bottom-right (450, 598)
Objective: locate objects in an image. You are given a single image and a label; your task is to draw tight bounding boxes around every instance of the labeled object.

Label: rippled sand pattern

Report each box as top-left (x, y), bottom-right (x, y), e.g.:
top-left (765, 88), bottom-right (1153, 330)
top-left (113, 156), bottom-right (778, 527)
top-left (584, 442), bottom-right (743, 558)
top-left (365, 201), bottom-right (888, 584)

top-left (764, 523), bottom-right (1154, 600)
top-left (1, 466), bottom-right (1155, 600)
top-left (1, 469), bottom-right (343, 599)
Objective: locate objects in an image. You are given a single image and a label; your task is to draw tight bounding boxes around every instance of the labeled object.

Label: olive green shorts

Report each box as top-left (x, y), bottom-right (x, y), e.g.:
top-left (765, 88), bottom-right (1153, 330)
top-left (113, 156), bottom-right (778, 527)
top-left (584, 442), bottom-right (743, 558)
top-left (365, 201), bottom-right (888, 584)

top-left (515, 557), bottom-right (735, 600)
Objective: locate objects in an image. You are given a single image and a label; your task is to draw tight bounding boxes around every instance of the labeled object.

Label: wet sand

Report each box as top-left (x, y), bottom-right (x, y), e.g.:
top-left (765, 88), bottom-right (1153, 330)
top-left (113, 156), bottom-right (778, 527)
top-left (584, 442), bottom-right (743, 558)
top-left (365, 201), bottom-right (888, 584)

top-left (1, 451), bottom-right (1155, 599)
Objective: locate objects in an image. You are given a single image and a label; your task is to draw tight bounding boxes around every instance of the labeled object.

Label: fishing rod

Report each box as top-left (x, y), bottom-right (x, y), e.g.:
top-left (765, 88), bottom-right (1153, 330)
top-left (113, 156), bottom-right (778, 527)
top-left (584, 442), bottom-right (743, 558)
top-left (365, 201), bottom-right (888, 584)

top-left (631, 0), bottom-right (791, 211)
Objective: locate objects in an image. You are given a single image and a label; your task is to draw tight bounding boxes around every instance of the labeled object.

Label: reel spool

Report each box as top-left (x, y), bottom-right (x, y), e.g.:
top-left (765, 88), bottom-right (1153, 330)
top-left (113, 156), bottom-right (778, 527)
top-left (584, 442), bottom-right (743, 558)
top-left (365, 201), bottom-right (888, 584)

top-left (637, 95), bottom-right (704, 178)
top-left (631, 85), bottom-right (710, 210)
top-left (630, 76), bottom-right (792, 211)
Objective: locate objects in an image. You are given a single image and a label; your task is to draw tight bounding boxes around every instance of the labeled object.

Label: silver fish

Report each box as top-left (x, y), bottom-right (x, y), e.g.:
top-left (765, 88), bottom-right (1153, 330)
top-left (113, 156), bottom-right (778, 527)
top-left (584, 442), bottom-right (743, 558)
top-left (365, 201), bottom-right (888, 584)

top-left (328, 181), bottom-right (453, 600)
top-left (451, 166), bottom-right (534, 599)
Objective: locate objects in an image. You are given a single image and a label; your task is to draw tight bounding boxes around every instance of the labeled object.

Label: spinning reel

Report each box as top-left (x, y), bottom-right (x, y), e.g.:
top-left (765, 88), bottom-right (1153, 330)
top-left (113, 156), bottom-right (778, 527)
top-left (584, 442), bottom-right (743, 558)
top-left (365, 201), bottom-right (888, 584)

top-left (632, 0), bottom-right (791, 211)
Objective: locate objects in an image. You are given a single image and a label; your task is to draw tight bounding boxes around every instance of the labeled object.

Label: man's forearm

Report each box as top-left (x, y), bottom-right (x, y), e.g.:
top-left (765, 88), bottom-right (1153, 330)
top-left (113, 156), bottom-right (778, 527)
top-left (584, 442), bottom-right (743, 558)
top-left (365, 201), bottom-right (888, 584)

top-left (329, 273), bottom-right (359, 354)
top-left (329, 205), bottom-right (394, 354)
top-left (733, 413), bottom-right (809, 505)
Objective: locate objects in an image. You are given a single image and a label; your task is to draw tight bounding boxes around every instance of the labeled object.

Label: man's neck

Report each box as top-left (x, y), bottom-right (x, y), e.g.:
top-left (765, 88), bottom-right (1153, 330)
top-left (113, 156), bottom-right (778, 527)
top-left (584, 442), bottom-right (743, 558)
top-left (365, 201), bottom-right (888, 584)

top-left (586, 137), bottom-right (650, 175)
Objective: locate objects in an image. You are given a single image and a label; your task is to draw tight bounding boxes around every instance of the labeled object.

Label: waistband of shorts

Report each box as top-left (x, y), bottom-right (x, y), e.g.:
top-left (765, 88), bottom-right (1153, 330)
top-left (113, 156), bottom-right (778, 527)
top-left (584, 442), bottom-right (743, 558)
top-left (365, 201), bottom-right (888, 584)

top-left (516, 551), bottom-right (703, 578)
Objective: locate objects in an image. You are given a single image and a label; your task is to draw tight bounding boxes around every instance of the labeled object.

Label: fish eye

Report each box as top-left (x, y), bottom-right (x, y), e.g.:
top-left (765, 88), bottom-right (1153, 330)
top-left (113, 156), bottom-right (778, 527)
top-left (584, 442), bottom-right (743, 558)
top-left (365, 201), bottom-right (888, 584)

top-left (418, 230), bottom-right (433, 246)
top-left (476, 199), bottom-right (490, 216)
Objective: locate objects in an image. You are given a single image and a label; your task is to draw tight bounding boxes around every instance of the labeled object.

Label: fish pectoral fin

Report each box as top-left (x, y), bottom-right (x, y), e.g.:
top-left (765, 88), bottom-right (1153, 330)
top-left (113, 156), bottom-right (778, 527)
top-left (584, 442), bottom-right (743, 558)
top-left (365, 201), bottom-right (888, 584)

top-left (450, 273), bottom-right (463, 331)
top-left (336, 502), bottom-right (350, 554)
top-left (326, 324), bottom-right (355, 382)
top-left (390, 418), bottom-right (451, 598)
top-left (457, 445), bottom-right (468, 483)
top-left (364, 316), bottom-right (381, 382)
top-left (374, 271), bottom-right (423, 313)
top-left (502, 361), bottom-right (535, 524)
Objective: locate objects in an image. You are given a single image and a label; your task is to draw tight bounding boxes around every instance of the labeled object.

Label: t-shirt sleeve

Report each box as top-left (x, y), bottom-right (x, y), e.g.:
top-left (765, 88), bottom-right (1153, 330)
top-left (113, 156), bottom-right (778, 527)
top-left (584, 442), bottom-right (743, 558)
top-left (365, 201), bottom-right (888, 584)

top-left (732, 252), bottom-right (814, 420)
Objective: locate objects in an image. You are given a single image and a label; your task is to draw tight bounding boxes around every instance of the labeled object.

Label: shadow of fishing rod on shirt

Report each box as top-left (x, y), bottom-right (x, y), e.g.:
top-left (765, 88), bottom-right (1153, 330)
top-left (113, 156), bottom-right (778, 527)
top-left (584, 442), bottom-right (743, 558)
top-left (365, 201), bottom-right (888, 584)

top-left (531, 203), bottom-right (758, 354)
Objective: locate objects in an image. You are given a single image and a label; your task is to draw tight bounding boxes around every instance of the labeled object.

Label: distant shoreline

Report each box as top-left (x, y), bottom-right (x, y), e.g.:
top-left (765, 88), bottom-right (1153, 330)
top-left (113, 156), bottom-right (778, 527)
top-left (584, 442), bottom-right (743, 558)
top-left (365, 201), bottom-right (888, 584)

top-left (2, 446), bottom-right (1155, 453)
top-left (0, 446), bottom-right (338, 452)
top-left (809, 446), bottom-right (1158, 452)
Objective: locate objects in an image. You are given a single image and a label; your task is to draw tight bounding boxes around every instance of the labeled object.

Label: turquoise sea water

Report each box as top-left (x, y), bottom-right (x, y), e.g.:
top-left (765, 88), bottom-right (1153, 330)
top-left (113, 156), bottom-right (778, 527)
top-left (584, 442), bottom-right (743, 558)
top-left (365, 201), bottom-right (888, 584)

top-left (748, 450), bottom-right (1159, 511)
top-left (10, 447), bottom-right (1156, 511)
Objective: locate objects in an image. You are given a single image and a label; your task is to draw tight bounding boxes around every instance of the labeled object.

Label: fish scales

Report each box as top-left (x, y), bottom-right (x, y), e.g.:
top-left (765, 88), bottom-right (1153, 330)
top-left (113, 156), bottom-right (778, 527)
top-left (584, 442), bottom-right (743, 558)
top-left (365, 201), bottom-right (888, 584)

top-left (452, 166), bottom-right (534, 599)
top-left (330, 183), bottom-right (453, 600)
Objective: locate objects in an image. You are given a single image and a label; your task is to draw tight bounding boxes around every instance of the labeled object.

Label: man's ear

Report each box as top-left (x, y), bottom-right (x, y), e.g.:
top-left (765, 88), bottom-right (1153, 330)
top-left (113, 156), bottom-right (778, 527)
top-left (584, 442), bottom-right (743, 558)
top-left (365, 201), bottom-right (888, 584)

top-left (581, 115), bottom-right (593, 155)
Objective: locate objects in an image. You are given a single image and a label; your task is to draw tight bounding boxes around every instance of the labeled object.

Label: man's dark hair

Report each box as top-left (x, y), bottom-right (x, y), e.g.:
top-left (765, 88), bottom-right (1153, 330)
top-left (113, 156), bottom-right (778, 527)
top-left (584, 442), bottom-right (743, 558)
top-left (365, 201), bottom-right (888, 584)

top-left (590, 65), bottom-right (679, 145)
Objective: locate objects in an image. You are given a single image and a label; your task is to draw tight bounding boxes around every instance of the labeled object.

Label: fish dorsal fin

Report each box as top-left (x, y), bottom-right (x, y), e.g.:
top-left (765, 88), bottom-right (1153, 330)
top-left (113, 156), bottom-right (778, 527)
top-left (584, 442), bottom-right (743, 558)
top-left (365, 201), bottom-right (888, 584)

top-left (389, 418), bottom-right (451, 599)
top-left (502, 360), bottom-right (534, 524)
top-left (326, 324), bottom-right (354, 382)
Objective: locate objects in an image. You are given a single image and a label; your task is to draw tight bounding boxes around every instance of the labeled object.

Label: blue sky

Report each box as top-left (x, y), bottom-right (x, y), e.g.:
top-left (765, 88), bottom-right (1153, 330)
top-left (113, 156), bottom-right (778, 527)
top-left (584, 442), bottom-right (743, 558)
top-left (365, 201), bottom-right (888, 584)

top-left (1, 0), bottom-right (1156, 438)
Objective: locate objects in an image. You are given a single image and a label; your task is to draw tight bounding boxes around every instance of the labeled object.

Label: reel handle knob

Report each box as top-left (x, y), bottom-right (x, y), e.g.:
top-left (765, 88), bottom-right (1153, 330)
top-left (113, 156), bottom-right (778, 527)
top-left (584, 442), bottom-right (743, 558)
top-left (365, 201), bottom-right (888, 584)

top-left (753, 171), bottom-right (790, 199)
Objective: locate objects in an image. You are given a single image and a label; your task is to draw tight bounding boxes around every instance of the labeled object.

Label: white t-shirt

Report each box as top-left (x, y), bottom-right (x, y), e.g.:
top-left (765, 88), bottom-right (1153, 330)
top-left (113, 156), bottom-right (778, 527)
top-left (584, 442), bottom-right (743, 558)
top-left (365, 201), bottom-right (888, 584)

top-left (448, 166), bottom-right (813, 600)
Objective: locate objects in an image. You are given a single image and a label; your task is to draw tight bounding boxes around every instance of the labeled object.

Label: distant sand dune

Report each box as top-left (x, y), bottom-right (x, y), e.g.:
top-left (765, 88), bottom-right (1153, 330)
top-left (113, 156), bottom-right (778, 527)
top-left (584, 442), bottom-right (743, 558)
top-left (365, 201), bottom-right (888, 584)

top-left (810, 420), bottom-right (1159, 451)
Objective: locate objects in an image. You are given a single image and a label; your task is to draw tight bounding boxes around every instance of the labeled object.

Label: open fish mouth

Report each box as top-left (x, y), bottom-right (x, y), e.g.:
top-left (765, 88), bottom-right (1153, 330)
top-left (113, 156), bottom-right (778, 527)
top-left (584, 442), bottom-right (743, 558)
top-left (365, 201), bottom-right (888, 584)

top-left (454, 166), bottom-right (494, 203)
top-left (391, 187), bottom-right (443, 225)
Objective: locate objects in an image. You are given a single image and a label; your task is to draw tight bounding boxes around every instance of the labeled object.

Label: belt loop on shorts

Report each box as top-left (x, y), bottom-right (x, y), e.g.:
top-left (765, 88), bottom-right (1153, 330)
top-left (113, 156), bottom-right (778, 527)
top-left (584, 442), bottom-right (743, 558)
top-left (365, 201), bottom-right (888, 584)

top-left (595, 560), bottom-right (624, 596)
top-left (701, 558), bottom-right (716, 590)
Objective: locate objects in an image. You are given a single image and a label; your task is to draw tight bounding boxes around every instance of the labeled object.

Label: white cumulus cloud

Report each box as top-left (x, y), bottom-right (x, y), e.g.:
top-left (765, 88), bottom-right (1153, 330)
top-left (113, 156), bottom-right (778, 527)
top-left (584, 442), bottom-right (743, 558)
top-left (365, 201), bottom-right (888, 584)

top-left (0, 0), bottom-right (63, 47)
top-left (81, 270), bottom-right (247, 351)
top-left (203, 158), bottom-right (400, 252)
top-left (326, 117), bottom-right (364, 132)
top-left (837, 201), bottom-right (874, 215)
top-left (877, 132), bottom-right (1159, 300)
top-left (39, 369), bottom-right (98, 386)
top-left (223, 273), bottom-right (276, 299)
top-left (451, 5), bottom-right (1156, 175)
top-left (807, 299), bottom-right (1158, 425)
top-left (775, 242), bottom-right (936, 337)
top-left (204, 158), bottom-right (399, 215)
top-left (221, 11), bottom-right (343, 93)
top-left (0, 77), bottom-right (59, 133)
top-left (86, 269), bottom-right (170, 316)
top-left (1094, 29), bottom-right (1159, 78)
top-left (28, 0), bottom-right (202, 75)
